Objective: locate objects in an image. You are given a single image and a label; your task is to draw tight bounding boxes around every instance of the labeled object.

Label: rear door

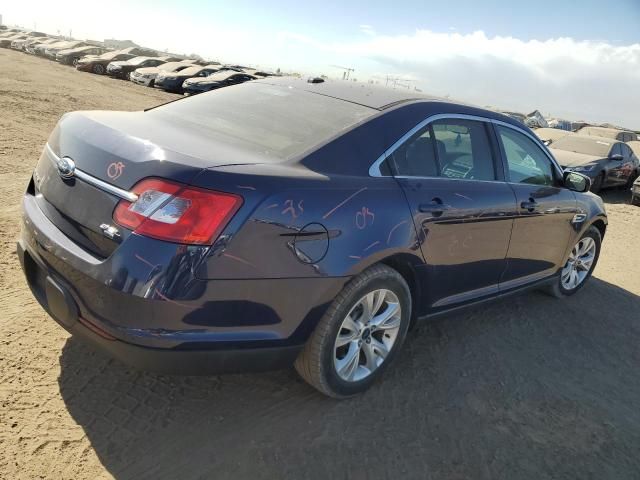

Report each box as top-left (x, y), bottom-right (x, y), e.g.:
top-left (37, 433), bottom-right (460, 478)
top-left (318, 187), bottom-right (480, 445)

top-left (495, 125), bottom-right (577, 288)
top-left (387, 117), bottom-right (516, 309)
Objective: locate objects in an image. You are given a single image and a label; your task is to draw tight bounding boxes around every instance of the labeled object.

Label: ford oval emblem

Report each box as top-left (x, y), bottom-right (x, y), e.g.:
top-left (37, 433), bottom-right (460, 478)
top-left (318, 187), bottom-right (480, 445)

top-left (57, 156), bottom-right (76, 179)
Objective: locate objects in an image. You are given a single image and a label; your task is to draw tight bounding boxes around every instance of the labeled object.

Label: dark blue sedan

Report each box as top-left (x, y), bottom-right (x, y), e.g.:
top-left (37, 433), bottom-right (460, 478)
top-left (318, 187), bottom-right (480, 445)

top-left (18, 78), bottom-right (607, 397)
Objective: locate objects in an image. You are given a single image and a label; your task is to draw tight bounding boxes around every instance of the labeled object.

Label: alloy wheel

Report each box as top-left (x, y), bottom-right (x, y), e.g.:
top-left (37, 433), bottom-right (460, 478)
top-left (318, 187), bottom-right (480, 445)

top-left (561, 237), bottom-right (596, 290)
top-left (333, 289), bottom-right (402, 382)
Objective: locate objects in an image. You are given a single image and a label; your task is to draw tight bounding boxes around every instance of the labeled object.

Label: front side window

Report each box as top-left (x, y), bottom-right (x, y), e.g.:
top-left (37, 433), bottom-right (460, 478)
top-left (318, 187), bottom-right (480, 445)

top-left (497, 126), bottom-right (556, 186)
top-left (431, 119), bottom-right (496, 181)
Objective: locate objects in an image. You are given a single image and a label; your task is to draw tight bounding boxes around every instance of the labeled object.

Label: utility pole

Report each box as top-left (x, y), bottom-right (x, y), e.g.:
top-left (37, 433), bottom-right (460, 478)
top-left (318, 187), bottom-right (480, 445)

top-left (330, 65), bottom-right (355, 80)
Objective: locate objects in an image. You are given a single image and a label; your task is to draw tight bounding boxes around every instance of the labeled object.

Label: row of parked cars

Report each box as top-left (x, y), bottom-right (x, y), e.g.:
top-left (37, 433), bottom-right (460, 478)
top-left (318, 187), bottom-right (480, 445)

top-left (533, 125), bottom-right (640, 202)
top-left (0, 28), bottom-right (275, 95)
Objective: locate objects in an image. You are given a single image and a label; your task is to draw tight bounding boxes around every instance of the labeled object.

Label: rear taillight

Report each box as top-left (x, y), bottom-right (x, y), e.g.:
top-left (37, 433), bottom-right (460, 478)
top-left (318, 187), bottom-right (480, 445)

top-left (113, 178), bottom-right (243, 245)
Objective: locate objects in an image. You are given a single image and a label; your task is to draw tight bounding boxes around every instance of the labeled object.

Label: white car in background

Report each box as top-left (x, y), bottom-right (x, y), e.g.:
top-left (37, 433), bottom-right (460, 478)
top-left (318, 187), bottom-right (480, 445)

top-left (130, 60), bottom-right (195, 87)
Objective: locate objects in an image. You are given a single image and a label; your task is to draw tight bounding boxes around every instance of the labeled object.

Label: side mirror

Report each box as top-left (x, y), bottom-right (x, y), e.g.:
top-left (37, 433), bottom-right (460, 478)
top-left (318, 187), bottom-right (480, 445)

top-left (564, 171), bottom-right (591, 193)
top-left (610, 154), bottom-right (624, 161)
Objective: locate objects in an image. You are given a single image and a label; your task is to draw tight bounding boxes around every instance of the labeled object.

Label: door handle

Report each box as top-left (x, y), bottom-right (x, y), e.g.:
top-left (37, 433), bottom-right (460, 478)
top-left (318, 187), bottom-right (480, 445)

top-left (520, 198), bottom-right (538, 212)
top-left (419, 198), bottom-right (449, 216)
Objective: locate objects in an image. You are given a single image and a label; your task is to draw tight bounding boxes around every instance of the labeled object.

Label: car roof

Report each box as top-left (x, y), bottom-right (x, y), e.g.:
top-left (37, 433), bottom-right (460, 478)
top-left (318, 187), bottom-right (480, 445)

top-left (578, 126), bottom-right (633, 138)
top-left (253, 77), bottom-right (467, 111)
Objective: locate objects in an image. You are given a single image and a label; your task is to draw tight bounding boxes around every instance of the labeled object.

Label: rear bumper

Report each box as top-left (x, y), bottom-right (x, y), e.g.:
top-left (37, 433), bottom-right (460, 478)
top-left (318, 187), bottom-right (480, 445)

top-left (17, 239), bottom-right (302, 374)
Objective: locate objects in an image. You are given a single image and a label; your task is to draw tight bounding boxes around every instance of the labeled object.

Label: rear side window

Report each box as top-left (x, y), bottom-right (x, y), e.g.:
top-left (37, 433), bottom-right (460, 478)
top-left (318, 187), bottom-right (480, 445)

top-left (497, 126), bottom-right (555, 186)
top-left (390, 128), bottom-right (439, 177)
top-left (388, 118), bottom-right (496, 181)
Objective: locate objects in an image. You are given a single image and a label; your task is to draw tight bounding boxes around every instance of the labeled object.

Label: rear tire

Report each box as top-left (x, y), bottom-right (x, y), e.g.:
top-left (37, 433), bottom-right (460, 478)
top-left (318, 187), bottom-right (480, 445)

top-left (92, 63), bottom-right (105, 75)
top-left (295, 264), bottom-right (411, 398)
top-left (545, 226), bottom-right (601, 298)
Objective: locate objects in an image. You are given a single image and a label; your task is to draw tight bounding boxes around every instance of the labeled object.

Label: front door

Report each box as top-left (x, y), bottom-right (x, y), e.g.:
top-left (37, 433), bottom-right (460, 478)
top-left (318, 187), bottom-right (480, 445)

top-left (390, 117), bottom-right (516, 309)
top-left (494, 125), bottom-right (577, 288)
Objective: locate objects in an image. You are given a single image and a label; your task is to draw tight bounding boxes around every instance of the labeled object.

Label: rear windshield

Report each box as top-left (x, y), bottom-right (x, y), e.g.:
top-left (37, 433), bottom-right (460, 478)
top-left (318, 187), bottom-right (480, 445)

top-left (152, 83), bottom-right (374, 159)
top-left (551, 136), bottom-right (613, 157)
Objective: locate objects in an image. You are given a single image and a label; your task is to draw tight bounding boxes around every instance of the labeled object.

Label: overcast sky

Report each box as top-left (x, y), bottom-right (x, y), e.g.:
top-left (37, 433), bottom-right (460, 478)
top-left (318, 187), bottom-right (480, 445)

top-left (3, 0), bottom-right (640, 128)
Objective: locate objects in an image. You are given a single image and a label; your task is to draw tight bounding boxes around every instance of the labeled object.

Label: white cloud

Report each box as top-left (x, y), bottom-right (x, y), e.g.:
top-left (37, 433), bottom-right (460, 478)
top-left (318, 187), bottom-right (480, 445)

top-left (282, 29), bottom-right (640, 129)
top-left (359, 24), bottom-right (376, 36)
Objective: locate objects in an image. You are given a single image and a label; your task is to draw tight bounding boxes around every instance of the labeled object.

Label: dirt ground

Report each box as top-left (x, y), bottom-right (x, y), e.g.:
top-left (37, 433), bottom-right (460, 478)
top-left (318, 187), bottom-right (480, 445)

top-left (1, 48), bottom-right (639, 480)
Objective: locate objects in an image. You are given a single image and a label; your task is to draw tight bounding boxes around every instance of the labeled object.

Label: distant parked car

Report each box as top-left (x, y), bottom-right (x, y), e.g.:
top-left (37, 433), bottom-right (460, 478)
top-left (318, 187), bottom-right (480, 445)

top-left (154, 64), bottom-right (221, 93)
top-left (56, 45), bottom-right (110, 65)
top-left (130, 61), bottom-right (196, 87)
top-left (10, 32), bottom-right (47, 50)
top-left (577, 126), bottom-right (638, 143)
top-left (106, 56), bottom-right (168, 79)
top-left (534, 127), bottom-right (574, 146)
top-left (24, 37), bottom-right (59, 54)
top-left (551, 135), bottom-right (640, 193)
top-left (0, 34), bottom-right (29, 48)
top-left (44, 40), bottom-right (87, 59)
top-left (76, 50), bottom-right (136, 74)
top-left (632, 177), bottom-right (640, 206)
top-left (182, 71), bottom-right (256, 95)
top-left (242, 68), bottom-right (274, 78)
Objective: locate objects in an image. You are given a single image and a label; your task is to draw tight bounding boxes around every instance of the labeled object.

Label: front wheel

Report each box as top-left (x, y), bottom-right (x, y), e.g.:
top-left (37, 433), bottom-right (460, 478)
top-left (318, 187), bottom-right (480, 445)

top-left (546, 226), bottom-right (601, 298)
top-left (295, 264), bottom-right (411, 398)
top-left (590, 172), bottom-right (604, 194)
top-left (92, 63), bottom-right (105, 75)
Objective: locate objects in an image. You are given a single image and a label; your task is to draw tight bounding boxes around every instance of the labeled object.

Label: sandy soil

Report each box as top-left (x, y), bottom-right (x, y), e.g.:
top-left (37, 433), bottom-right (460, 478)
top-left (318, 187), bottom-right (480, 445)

top-left (1, 48), bottom-right (640, 480)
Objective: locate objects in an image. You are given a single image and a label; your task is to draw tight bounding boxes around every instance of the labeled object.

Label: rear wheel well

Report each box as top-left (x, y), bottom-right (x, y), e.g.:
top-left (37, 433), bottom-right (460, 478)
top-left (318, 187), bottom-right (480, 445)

top-left (379, 256), bottom-right (421, 329)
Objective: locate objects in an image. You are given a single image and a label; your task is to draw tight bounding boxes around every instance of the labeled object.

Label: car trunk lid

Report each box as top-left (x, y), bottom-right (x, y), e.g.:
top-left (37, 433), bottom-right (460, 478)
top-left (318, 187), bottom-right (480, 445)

top-left (33, 110), bottom-right (265, 257)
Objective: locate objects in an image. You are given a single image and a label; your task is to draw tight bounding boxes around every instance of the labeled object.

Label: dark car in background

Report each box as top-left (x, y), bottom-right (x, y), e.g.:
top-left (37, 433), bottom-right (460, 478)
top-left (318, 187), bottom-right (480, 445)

top-left (56, 45), bottom-right (110, 65)
top-left (182, 71), bottom-right (256, 95)
top-left (130, 61), bottom-right (195, 87)
top-left (551, 135), bottom-right (639, 193)
top-left (106, 56), bottom-right (168, 79)
top-left (76, 50), bottom-right (136, 74)
top-left (154, 64), bottom-right (221, 93)
top-left (18, 79), bottom-right (607, 398)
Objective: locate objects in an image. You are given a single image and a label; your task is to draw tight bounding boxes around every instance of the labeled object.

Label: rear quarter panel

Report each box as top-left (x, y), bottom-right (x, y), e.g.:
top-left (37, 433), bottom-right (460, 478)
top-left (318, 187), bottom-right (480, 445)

top-left (192, 167), bottom-right (423, 280)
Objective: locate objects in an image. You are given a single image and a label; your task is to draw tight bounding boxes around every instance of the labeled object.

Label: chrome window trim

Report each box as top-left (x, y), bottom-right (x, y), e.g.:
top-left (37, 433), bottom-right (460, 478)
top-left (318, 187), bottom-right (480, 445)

top-left (368, 113), bottom-right (565, 180)
top-left (45, 143), bottom-right (138, 202)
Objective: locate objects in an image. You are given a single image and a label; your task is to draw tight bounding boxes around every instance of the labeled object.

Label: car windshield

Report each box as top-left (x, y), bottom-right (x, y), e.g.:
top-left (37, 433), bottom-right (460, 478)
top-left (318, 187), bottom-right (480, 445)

top-left (152, 83), bottom-right (374, 160)
top-left (551, 136), bottom-right (613, 157)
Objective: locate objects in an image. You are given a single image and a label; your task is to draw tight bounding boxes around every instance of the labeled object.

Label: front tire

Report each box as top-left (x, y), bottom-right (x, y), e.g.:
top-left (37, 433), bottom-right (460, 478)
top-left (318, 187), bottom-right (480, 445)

top-left (295, 264), bottom-right (411, 398)
top-left (590, 172), bottom-right (604, 194)
top-left (546, 226), bottom-right (601, 298)
top-left (92, 63), bottom-right (105, 75)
